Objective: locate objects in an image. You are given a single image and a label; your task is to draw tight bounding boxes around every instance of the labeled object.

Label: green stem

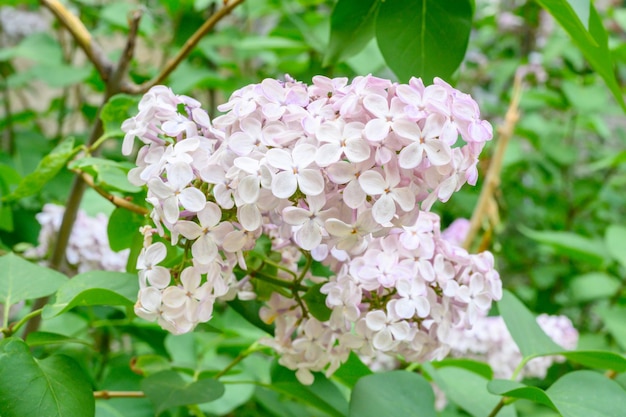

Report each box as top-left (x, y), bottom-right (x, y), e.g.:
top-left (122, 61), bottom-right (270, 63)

top-left (251, 270), bottom-right (309, 292)
top-left (3, 308), bottom-right (44, 338)
top-left (487, 398), bottom-right (505, 417)
top-left (213, 342), bottom-right (262, 380)
top-left (262, 258), bottom-right (298, 280)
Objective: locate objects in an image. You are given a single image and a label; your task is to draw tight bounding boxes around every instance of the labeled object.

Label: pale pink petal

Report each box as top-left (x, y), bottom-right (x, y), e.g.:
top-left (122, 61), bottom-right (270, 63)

top-left (162, 287), bottom-right (187, 309)
top-left (282, 207), bottom-right (311, 225)
top-left (395, 298), bottom-right (416, 319)
top-left (272, 171), bottom-right (297, 198)
top-left (373, 328), bottom-right (394, 351)
top-left (179, 187), bottom-right (206, 212)
top-left (326, 162), bottom-right (354, 184)
top-left (197, 202), bottom-right (222, 228)
top-left (364, 118), bottom-right (390, 142)
top-left (145, 242), bottom-right (167, 264)
top-left (295, 220), bottom-right (322, 250)
top-left (342, 180), bottom-right (366, 208)
top-left (358, 170), bottom-right (386, 195)
top-left (372, 194), bottom-right (395, 224)
top-left (344, 139), bottom-right (371, 163)
top-left (180, 266), bottom-right (201, 291)
top-left (292, 144), bottom-right (317, 168)
top-left (363, 94), bottom-right (389, 118)
top-left (398, 142), bottom-right (424, 169)
top-left (147, 267), bottom-right (170, 289)
top-left (365, 310), bottom-right (387, 331)
top-left (315, 144), bottom-right (342, 167)
top-left (297, 169), bottom-right (324, 196)
top-left (238, 204), bottom-right (262, 231)
top-left (393, 119), bottom-right (421, 141)
top-left (192, 235), bottom-right (218, 264)
top-left (176, 220), bottom-right (203, 240)
top-left (162, 196), bottom-right (180, 224)
top-left (324, 218), bottom-right (352, 237)
top-left (266, 148), bottom-right (293, 171)
top-left (392, 188), bottom-right (416, 212)
top-left (424, 140), bottom-right (451, 166)
top-left (148, 178), bottom-right (173, 199)
top-left (238, 176), bottom-right (260, 204)
top-left (167, 162), bottom-right (194, 190)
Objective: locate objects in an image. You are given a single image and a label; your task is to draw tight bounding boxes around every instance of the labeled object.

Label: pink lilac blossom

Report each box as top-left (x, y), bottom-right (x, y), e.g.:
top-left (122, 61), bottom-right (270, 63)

top-left (446, 313), bottom-right (578, 380)
top-left (25, 204), bottom-right (129, 273)
top-left (122, 75), bottom-right (499, 383)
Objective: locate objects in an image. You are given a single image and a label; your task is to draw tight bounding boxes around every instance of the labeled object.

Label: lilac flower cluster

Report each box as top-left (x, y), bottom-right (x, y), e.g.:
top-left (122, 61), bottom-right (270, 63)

top-left (122, 75), bottom-right (500, 383)
top-left (26, 204), bottom-right (129, 273)
top-left (447, 313), bottom-right (578, 379)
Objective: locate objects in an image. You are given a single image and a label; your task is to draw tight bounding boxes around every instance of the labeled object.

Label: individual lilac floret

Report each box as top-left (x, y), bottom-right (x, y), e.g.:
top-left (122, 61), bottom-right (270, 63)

top-left (25, 204), bottom-right (129, 273)
top-left (122, 75), bottom-right (498, 381)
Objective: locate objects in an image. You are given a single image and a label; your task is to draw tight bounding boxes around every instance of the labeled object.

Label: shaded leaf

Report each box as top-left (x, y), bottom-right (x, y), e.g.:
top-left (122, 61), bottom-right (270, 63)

top-left (0, 338), bottom-right (94, 417)
top-left (332, 352), bottom-right (373, 388)
top-left (376, 0), bottom-right (472, 83)
top-left (570, 272), bottom-right (620, 303)
top-left (42, 271), bottom-right (138, 319)
top-left (0, 252), bottom-right (68, 305)
top-left (25, 331), bottom-right (91, 347)
top-left (324, 0), bottom-right (380, 65)
top-left (107, 208), bottom-right (145, 252)
top-left (100, 94), bottom-right (140, 136)
top-left (546, 370), bottom-right (626, 417)
top-left (141, 370), bottom-right (224, 415)
top-left (302, 282), bottom-right (332, 321)
top-left (488, 379), bottom-right (556, 410)
top-left (595, 305), bottom-right (626, 351)
top-left (605, 224), bottom-right (626, 268)
top-left (536, 0), bottom-right (626, 111)
top-left (350, 370), bottom-right (436, 417)
top-left (519, 226), bottom-right (609, 268)
top-left (498, 290), bottom-right (562, 358)
top-left (4, 137), bottom-right (77, 202)
top-left (430, 358), bottom-right (493, 380)
top-left (560, 350), bottom-right (626, 372)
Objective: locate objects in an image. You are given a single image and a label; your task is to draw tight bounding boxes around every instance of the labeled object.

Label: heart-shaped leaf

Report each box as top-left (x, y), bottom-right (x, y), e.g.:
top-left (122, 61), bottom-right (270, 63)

top-left (141, 370), bottom-right (225, 415)
top-left (0, 337), bottom-right (94, 417)
top-left (488, 379), bottom-right (556, 409)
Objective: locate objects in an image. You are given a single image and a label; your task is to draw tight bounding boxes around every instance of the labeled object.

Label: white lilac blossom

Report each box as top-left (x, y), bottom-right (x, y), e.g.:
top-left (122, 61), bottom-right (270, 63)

top-left (26, 204), bottom-right (129, 273)
top-left (122, 75), bottom-right (499, 383)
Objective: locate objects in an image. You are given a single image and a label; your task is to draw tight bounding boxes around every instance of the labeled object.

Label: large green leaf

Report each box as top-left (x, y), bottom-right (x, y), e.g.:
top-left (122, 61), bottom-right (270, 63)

top-left (605, 224), bottom-right (626, 268)
top-left (430, 358), bottom-right (493, 380)
top-left (498, 290), bottom-right (562, 359)
top-left (487, 379), bottom-right (556, 410)
top-left (0, 252), bottom-right (68, 306)
top-left (569, 272), bottom-right (621, 303)
top-left (560, 350), bottom-right (626, 373)
top-left (107, 208), bottom-right (145, 252)
top-left (42, 271), bottom-right (138, 319)
top-left (423, 363), bottom-right (517, 417)
top-left (546, 370), bottom-right (626, 417)
top-left (4, 137), bottom-right (78, 202)
top-left (332, 352), bottom-right (373, 388)
top-left (536, 0), bottom-right (626, 112)
top-left (349, 371), bottom-right (436, 417)
top-left (0, 337), bottom-right (94, 417)
top-left (375, 0), bottom-right (472, 83)
top-left (100, 94), bottom-right (140, 136)
top-left (324, 0), bottom-right (380, 65)
top-left (520, 227), bottom-right (610, 268)
top-left (269, 364), bottom-right (348, 417)
top-left (141, 370), bottom-right (225, 415)
top-left (596, 305), bottom-right (626, 350)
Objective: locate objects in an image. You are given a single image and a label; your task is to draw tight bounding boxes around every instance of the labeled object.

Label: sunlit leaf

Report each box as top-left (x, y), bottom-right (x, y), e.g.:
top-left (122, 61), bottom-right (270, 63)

top-left (0, 253), bottom-right (68, 306)
top-left (488, 379), bottom-right (556, 410)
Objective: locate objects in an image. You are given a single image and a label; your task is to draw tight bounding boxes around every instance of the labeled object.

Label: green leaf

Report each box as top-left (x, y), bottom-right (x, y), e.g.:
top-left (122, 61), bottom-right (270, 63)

top-left (31, 63), bottom-right (92, 87)
top-left (302, 282), bottom-right (332, 321)
top-left (324, 0), bottom-right (380, 65)
top-left (141, 370), bottom-right (225, 415)
top-left (536, 0), bottom-right (626, 112)
top-left (570, 272), bottom-right (620, 303)
top-left (270, 364), bottom-right (348, 417)
top-left (4, 137), bottom-right (77, 202)
top-left (0, 337), bottom-right (94, 417)
top-left (568, 0), bottom-right (590, 29)
top-left (487, 379), bottom-right (556, 410)
top-left (0, 253), bottom-right (68, 305)
top-left (25, 331), bottom-right (91, 347)
top-left (332, 352), bottom-right (373, 388)
top-left (546, 370), bottom-right (626, 417)
top-left (131, 354), bottom-right (172, 377)
top-left (519, 227), bottom-right (610, 268)
top-left (498, 290), bottom-right (562, 358)
top-left (375, 0), bottom-right (472, 83)
top-left (430, 358), bottom-right (493, 380)
top-left (349, 371), bottom-right (436, 417)
top-left (107, 208), bottom-right (145, 252)
top-left (96, 166), bottom-right (142, 193)
top-left (595, 305), bottom-right (626, 350)
top-left (423, 363), bottom-right (517, 417)
top-left (42, 271), bottom-right (138, 319)
top-left (560, 350), bottom-right (626, 373)
top-left (100, 94), bottom-right (140, 136)
top-left (605, 224), bottom-right (626, 268)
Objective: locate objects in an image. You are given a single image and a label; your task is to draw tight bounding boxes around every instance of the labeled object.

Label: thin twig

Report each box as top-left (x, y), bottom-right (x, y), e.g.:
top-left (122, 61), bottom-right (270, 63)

top-left (463, 75), bottom-right (523, 251)
top-left (40, 0), bottom-right (113, 81)
top-left (93, 391), bottom-right (146, 399)
top-left (123, 0), bottom-right (246, 94)
top-left (487, 398), bottom-right (506, 417)
top-left (107, 9), bottom-right (142, 95)
top-left (73, 169), bottom-right (149, 215)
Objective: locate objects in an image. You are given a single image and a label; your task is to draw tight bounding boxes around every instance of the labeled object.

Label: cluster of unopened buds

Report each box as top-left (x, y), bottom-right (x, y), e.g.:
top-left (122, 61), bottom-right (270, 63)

top-left (122, 74), bottom-right (501, 384)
